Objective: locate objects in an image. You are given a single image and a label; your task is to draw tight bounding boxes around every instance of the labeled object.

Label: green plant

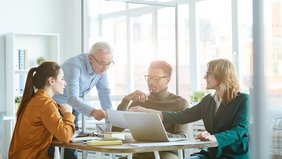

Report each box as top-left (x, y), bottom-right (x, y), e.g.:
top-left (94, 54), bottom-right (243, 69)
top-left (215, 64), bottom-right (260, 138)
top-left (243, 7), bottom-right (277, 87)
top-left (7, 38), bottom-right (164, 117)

top-left (36, 57), bottom-right (46, 65)
top-left (15, 96), bottom-right (22, 103)
top-left (190, 91), bottom-right (206, 103)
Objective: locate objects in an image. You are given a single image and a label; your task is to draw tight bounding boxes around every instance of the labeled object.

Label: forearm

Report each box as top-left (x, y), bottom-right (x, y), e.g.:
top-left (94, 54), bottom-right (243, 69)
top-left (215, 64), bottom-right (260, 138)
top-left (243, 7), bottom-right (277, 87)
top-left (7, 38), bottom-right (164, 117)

top-left (68, 96), bottom-right (94, 117)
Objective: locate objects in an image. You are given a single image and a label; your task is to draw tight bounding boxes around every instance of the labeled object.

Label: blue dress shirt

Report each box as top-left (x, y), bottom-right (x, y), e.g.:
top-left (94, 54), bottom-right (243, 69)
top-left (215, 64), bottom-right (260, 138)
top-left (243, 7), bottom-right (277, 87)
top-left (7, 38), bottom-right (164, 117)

top-left (53, 53), bottom-right (112, 117)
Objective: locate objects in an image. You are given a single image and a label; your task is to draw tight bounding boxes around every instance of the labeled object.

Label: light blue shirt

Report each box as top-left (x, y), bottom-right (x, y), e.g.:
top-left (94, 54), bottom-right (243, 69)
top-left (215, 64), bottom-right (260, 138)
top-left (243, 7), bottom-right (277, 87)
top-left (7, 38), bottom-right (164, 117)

top-left (53, 53), bottom-right (112, 117)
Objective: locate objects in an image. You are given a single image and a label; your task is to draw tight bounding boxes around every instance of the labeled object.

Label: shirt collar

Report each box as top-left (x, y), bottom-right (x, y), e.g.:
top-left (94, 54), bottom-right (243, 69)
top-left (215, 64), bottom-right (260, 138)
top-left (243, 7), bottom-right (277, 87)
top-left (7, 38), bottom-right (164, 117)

top-left (213, 94), bottom-right (221, 105)
top-left (85, 53), bottom-right (96, 75)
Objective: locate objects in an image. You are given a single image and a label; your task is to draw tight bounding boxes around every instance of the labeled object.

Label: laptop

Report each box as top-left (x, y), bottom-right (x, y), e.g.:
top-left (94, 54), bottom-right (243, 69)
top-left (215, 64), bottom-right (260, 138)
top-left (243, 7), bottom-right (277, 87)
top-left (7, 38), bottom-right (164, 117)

top-left (123, 112), bottom-right (186, 142)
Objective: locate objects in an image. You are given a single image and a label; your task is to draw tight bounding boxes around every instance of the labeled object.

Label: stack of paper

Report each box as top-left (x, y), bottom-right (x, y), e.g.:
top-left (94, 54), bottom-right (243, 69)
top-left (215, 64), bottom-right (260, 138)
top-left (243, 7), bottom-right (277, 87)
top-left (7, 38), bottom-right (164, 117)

top-left (71, 137), bottom-right (99, 143)
top-left (87, 139), bottom-right (123, 146)
top-left (103, 132), bottom-right (125, 140)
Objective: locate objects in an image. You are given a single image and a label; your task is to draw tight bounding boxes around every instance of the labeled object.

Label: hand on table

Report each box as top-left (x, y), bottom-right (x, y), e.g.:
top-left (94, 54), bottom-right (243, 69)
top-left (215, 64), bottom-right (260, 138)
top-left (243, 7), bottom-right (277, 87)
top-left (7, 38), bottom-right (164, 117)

top-left (195, 131), bottom-right (217, 142)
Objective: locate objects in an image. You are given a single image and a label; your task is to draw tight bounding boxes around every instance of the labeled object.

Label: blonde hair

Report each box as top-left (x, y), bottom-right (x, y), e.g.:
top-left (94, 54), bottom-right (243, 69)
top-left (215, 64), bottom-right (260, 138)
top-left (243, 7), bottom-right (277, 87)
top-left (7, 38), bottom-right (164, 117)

top-left (207, 59), bottom-right (239, 104)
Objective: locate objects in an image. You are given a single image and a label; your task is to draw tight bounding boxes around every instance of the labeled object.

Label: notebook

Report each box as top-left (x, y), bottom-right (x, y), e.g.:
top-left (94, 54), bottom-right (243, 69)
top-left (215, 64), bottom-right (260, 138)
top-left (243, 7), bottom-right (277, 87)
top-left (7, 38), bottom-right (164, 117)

top-left (123, 112), bottom-right (186, 142)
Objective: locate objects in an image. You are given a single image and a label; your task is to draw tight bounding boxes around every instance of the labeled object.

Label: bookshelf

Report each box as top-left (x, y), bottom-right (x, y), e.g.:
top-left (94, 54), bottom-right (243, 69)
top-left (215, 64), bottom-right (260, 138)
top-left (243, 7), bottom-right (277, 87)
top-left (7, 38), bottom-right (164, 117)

top-left (5, 32), bottom-right (60, 116)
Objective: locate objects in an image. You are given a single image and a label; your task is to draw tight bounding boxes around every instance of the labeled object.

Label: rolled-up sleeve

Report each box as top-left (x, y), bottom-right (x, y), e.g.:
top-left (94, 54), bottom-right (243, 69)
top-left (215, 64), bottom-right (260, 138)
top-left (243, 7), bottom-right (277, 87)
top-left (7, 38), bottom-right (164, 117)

top-left (96, 74), bottom-right (112, 111)
top-left (41, 103), bottom-right (75, 143)
top-left (63, 62), bottom-right (94, 117)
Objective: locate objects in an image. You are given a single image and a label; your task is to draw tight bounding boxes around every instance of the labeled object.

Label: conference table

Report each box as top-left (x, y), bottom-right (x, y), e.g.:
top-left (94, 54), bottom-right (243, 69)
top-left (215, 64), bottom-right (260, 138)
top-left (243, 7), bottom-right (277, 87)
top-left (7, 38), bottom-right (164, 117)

top-left (52, 138), bottom-right (218, 159)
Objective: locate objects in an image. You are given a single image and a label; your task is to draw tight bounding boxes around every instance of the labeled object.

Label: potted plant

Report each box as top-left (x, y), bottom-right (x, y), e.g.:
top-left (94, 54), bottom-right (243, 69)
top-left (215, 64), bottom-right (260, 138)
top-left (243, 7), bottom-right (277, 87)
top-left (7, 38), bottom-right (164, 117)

top-left (15, 96), bottom-right (22, 110)
top-left (190, 91), bottom-right (206, 103)
top-left (36, 57), bottom-right (46, 65)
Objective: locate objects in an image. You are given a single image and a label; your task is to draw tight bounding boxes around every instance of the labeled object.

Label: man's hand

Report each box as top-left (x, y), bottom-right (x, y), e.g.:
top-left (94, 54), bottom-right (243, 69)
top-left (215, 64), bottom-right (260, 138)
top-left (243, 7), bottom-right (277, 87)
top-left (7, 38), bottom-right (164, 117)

top-left (90, 109), bottom-right (107, 120)
top-left (124, 90), bottom-right (149, 103)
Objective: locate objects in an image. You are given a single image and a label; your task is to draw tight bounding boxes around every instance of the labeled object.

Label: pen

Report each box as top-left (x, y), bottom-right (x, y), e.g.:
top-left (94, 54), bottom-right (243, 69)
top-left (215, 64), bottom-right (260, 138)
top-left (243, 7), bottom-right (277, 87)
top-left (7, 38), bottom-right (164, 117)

top-left (96, 124), bottom-right (104, 134)
top-left (125, 100), bottom-right (133, 111)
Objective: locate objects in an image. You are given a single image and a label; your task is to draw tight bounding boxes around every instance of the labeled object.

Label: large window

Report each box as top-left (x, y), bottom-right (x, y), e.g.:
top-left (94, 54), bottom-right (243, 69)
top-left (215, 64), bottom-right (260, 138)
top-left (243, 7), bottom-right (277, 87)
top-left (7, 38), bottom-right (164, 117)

top-left (86, 0), bottom-right (282, 111)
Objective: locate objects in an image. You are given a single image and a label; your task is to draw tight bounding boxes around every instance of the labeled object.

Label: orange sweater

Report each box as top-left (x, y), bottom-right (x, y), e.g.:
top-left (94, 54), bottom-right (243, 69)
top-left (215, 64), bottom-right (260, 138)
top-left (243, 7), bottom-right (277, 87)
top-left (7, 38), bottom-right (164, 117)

top-left (9, 89), bottom-right (75, 159)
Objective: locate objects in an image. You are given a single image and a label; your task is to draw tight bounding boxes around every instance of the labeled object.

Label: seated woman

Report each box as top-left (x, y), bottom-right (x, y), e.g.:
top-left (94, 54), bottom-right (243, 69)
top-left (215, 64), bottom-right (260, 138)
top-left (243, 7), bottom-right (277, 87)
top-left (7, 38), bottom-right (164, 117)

top-left (130, 59), bottom-right (250, 159)
top-left (9, 62), bottom-right (75, 159)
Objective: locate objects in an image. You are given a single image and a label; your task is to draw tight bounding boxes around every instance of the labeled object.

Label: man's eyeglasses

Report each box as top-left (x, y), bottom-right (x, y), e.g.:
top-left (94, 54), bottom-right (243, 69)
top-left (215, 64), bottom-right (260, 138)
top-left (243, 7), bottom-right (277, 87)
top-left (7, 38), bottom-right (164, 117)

top-left (92, 55), bottom-right (114, 67)
top-left (144, 75), bottom-right (169, 83)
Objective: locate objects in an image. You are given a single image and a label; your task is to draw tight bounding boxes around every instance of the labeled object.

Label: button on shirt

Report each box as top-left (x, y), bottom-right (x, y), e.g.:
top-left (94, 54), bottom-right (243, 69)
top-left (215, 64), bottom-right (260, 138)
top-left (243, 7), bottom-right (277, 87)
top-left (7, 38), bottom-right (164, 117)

top-left (53, 53), bottom-right (112, 117)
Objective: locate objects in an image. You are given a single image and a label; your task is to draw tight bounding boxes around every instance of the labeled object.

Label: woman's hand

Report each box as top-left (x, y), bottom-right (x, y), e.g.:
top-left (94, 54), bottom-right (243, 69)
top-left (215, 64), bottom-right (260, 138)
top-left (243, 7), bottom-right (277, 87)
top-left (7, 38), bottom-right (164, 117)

top-left (59, 104), bottom-right (73, 114)
top-left (128, 106), bottom-right (163, 120)
top-left (195, 131), bottom-right (217, 141)
top-left (128, 106), bottom-right (154, 113)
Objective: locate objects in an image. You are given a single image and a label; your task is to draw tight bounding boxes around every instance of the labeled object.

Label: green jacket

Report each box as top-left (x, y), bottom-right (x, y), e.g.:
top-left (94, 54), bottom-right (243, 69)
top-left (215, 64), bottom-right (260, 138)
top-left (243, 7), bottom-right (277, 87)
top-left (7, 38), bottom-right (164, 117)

top-left (163, 93), bottom-right (250, 159)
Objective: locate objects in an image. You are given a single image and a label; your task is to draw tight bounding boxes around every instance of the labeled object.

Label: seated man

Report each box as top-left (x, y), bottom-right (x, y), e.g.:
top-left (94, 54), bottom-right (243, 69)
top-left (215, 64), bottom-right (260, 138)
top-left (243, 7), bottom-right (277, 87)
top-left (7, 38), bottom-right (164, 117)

top-left (116, 60), bottom-right (189, 159)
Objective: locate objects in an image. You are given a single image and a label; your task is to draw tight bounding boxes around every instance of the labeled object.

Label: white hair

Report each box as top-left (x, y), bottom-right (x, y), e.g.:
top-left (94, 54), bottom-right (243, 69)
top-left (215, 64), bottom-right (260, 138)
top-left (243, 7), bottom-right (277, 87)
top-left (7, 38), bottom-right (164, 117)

top-left (90, 41), bottom-right (113, 55)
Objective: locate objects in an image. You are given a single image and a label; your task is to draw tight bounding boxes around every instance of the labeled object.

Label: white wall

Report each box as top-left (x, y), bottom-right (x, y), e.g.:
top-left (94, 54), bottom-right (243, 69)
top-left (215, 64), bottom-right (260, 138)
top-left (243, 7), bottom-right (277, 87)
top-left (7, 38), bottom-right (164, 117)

top-left (0, 0), bottom-right (81, 158)
top-left (0, 0), bottom-right (81, 112)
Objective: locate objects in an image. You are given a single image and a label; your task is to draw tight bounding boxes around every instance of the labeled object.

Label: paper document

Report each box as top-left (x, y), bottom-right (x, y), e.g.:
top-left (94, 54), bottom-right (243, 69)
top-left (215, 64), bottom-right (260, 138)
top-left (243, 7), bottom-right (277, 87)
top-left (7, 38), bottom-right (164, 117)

top-left (107, 110), bottom-right (131, 128)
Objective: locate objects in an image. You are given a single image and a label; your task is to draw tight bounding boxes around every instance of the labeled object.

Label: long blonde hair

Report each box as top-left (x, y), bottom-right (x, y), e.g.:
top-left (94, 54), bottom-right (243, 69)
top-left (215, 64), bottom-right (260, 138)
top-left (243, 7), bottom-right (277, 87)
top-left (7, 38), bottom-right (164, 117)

top-left (207, 59), bottom-right (239, 104)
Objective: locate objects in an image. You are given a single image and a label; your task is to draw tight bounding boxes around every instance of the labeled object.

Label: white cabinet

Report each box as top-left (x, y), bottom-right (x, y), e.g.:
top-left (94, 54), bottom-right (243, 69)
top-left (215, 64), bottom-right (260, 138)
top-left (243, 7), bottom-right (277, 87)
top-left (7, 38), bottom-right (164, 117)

top-left (5, 32), bottom-right (60, 115)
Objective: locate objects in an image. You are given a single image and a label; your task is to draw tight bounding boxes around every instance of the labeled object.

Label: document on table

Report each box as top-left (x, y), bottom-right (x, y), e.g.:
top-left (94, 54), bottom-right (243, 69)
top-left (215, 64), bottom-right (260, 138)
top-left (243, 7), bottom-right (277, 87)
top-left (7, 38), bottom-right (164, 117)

top-left (130, 140), bottom-right (217, 147)
top-left (130, 141), bottom-right (189, 147)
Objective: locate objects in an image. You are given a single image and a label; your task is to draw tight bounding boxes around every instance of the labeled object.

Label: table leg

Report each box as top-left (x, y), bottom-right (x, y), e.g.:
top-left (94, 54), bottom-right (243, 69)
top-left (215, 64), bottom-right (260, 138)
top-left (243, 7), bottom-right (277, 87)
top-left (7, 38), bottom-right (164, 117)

top-left (127, 153), bottom-right (133, 159)
top-left (82, 150), bottom-right (88, 159)
top-left (153, 151), bottom-right (160, 159)
top-left (177, 149), bottom-right (183, 159)
top-left (60, 148), bottom-right (64, 159)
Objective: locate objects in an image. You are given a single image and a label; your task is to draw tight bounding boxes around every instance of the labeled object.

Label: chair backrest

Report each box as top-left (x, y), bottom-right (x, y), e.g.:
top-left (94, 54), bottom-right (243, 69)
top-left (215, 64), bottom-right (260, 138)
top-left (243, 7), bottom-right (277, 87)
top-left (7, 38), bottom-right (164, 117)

top-left (272, 118), bottom-right (282, 157)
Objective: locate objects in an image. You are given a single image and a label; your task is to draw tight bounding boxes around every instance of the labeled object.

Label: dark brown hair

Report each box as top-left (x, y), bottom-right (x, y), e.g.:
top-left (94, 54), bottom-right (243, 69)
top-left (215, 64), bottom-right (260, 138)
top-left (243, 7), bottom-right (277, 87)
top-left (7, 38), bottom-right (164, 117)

top-left (17, 61), bottom-right (61, 118)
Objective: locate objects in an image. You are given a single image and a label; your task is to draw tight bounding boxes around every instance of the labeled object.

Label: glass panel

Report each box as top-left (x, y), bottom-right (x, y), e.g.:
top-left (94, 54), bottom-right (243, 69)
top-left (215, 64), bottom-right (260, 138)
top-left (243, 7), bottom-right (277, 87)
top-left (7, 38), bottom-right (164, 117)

top-left (238, 0), bottom-right (253, 93)
top-left (88, 0), bottom-right (126, 15)
top-left (264, 0), bottom-right (282, 110)
top-left (196, 0), bottom-right (232, 90)
top-left (178, 4), bottom-right (190, 99)
top-left (157, 7), bottom-right (176, 92)
top-left (130, 13), bottom-right (153, 91)
top-left (86, 1), bottom-right (191, 101)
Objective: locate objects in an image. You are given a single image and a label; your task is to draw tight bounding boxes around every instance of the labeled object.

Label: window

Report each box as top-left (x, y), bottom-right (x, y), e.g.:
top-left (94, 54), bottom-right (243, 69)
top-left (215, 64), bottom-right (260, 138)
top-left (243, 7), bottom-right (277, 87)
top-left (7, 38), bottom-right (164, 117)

top-left (86, 0), bottom-right (282, 110)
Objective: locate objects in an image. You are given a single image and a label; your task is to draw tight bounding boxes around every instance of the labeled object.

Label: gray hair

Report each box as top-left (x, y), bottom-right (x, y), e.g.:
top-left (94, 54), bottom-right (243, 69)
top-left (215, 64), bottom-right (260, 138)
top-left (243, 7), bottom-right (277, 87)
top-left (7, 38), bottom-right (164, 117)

top-left (90, 41), bottom-right (113, 55)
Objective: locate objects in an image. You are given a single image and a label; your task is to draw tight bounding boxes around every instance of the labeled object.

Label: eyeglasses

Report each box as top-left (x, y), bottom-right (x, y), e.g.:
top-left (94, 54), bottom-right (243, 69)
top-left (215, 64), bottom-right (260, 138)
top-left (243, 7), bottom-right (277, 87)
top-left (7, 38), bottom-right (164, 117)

top-left (92, 55), bottom-right (114, 67)
top-left (144, 75), bottom-right (169, 83)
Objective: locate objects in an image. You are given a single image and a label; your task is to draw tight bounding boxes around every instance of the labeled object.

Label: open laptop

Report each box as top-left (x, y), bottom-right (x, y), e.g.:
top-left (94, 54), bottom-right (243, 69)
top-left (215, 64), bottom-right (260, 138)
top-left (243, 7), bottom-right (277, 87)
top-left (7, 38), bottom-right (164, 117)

top-left (123, 112), bottom-right (186, 142)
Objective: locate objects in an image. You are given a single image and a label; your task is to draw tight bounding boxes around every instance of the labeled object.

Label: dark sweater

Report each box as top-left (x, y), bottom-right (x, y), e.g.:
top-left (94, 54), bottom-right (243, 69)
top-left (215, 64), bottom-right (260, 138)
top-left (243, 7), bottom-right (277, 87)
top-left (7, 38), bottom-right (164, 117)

top-left (116, 88), bottom-right (189, 138)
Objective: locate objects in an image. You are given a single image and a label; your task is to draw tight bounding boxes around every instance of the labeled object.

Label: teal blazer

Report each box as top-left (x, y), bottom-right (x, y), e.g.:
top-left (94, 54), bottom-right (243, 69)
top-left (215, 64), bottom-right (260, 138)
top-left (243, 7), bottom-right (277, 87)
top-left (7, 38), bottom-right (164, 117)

top-left (163, 93), bottom-right (250, 159)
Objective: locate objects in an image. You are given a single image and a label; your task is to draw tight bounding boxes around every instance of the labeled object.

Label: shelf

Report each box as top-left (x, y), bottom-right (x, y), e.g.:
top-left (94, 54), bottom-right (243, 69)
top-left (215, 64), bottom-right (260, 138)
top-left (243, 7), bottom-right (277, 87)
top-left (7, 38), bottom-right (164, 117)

top-left (5, 32), bottom-right (60, 115)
